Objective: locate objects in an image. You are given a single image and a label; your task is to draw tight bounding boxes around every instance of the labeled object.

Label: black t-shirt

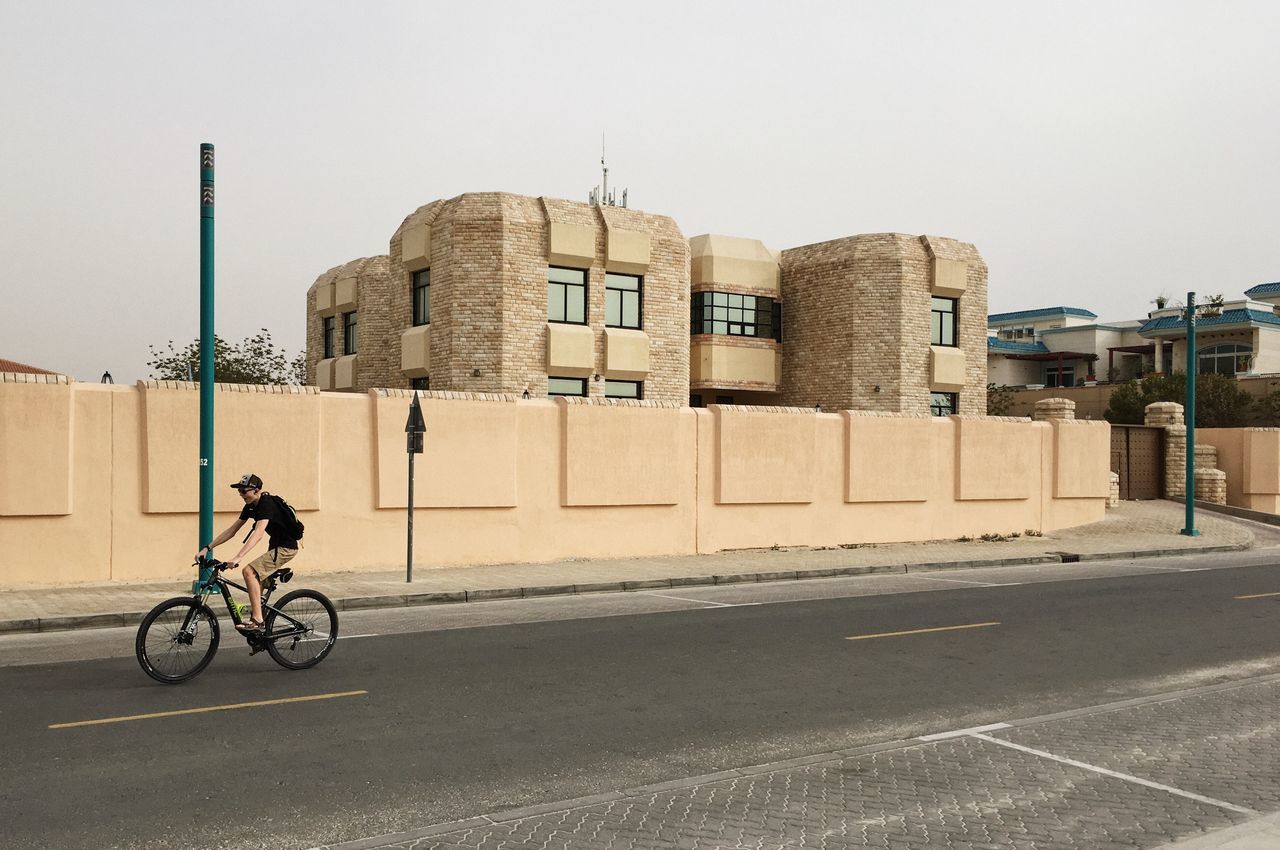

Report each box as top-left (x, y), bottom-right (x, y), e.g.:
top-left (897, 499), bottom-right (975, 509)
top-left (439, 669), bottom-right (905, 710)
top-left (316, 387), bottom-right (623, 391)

top-left (239, 493), bottom-right (298, 550)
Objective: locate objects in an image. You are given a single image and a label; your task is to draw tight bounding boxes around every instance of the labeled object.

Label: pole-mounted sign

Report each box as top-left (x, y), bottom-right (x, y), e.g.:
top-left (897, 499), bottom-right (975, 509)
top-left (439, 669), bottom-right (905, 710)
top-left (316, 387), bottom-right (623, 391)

top-left (405, 393), bottom-right (426, 581)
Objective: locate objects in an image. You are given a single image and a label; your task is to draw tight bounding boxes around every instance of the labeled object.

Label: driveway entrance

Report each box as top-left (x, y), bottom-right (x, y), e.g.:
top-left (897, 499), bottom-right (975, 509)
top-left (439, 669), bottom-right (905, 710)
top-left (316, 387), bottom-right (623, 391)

top-left (1110, 424), bottom-right (1164, 500)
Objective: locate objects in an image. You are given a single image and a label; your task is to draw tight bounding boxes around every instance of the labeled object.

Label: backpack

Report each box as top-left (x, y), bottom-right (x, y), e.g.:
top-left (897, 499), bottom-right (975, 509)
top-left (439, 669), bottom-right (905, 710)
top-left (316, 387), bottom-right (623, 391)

top-left (265, 492), bottom-right (305, 542)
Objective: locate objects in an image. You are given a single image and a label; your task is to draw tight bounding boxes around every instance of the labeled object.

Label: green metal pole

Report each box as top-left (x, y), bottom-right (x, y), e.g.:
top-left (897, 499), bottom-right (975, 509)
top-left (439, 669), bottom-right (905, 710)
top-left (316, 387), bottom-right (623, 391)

top-left (1181, 291), bottom-right (1199, 536)
top-left (199, 144), bottom-right (215, 550)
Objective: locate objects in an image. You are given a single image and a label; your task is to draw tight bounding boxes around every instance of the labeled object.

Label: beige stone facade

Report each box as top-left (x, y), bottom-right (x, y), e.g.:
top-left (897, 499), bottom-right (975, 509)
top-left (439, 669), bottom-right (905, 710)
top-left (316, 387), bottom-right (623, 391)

top-left (308, 192), bottom-right (689, 403)
top-left (305, 192), bottom-right (988, 416)
top-left (778, 233), bottom-right (988, 414)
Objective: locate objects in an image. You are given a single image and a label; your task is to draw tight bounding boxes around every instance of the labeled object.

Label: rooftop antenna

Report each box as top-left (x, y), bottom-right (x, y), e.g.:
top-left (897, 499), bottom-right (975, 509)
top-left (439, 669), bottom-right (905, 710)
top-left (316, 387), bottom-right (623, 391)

top-left (588, 133), bottom-right (627, 208)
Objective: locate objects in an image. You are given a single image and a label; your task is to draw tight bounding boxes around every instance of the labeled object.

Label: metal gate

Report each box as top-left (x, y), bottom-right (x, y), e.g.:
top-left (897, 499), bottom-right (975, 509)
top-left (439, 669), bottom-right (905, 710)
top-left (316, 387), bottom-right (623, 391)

top-left (1110, 425), bottom-right (1164, 500)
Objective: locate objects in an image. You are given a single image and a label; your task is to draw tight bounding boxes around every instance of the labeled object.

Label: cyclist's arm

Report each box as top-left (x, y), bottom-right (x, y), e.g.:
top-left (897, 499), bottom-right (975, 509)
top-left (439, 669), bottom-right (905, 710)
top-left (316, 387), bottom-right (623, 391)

top-left (197, 518), bottom-right (247, 558)
top-left (229, 518), bottom-right (270, 565)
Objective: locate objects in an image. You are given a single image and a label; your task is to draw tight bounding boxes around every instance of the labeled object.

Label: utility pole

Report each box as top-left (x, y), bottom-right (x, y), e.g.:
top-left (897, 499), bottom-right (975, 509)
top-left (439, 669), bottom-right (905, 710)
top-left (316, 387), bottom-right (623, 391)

top-left (405, 393), bottom-right (425, 581)
top-left (199, 144), bottom-right (215, 552)
top-left (1181, 291), bottom-right (1200, 537)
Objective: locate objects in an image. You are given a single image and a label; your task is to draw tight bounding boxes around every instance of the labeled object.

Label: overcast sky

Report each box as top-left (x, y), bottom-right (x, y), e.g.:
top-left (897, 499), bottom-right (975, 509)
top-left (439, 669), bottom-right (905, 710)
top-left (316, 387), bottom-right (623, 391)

top-left (3, 1), bottom-right (1277, 382)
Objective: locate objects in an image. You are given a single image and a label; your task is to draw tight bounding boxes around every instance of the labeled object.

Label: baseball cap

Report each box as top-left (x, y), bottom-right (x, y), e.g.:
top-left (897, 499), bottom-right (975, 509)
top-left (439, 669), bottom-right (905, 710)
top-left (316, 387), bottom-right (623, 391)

top-left (230, 473), bottom-right (263, 490)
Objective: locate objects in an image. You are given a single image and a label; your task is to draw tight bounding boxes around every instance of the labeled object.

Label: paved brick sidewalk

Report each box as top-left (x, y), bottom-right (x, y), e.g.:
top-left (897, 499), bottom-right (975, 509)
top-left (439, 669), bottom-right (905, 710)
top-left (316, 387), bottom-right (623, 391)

top-left (316, 675), bottom-right (1280, 850)
top-left (0, 501), bottom-right (1270, 633)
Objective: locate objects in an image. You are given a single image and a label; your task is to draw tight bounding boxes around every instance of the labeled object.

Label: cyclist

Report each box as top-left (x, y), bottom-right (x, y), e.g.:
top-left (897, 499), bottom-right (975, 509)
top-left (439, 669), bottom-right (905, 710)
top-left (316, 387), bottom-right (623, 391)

top-left (195, 473), bottom-right (300, 634)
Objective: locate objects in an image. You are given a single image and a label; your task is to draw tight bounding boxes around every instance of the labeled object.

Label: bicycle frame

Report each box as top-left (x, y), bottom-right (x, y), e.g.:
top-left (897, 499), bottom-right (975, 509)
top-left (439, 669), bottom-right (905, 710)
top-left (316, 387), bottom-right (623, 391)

top-left (179, 571), bottom-right (312, 646)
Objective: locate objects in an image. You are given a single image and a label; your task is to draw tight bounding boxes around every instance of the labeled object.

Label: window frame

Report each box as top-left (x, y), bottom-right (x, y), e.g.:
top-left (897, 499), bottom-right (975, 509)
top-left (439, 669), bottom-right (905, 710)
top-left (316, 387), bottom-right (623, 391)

top-left (342, 311), bottom-right (357, 355)
top-left (604, 272), bottom-right (643, 330)
top-left (547, 266), bottom-right (588, 325)
top-left (322, 316), bottom-right (335, 359)
top-left (411, 269), bottom-right (430, 327)
top-left (604, 379), bottom-right (643, 400)
top-left (1044, 365), bottom-right (1076, 388)
top-left (410, 376), bottom-right (430, 391)
top-left (547, 376), bottom-right (588, 397)
top-left (690, 291), bottom-right (778, 340)
top-left (1197, 343), bottom-right (1252, 376)
top-left (929, 392), bottom-right (958, 417)
top-left (931, 297), bottom-right (958, 347)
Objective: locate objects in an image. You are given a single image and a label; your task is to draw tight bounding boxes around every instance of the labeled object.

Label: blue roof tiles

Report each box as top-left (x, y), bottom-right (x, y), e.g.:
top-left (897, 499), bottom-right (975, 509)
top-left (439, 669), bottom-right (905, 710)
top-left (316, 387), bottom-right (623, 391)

top-left (987, 307), bottom-right (1098, 324)
top-left (1138, 308), bottom-right (1280, 335)
top-left (1244, 282), bottom-right (1280, 297)
top-left (987, 338), bottom-right (1049, 354)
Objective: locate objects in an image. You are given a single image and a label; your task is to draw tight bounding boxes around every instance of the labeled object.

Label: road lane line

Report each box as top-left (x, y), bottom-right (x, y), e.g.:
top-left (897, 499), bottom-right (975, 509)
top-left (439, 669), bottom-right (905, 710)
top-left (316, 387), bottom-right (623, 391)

top-left (909, 576), bottom-right (999, 587)
top-left (49, 690), bottom-right (369, 729)
top-left (1235, 591), bottom-right (1280, 599)
top-left (641, 592), bottom-right (761, 608)
top-left (918, 722), bottom-right (1011, 741)
top-left (846, 622), bottom-right (1000, 641)
top-left (970, 733), bottom-right (1258, 815)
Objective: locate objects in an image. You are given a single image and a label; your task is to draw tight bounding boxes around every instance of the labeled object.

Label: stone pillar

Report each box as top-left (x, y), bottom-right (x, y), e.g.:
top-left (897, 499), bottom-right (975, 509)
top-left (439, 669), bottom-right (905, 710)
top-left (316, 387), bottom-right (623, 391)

top-left (1195, 444), bottom-right (1218, 471)
top-left (1146, 402), bottom-right (1186, 498)
top-left (1033, 397), bottom-right (1076, 421)
top-left (1195, 468), bottom-right (1227, 504)
top-left (1108, 471), bottom-right (1120, 508)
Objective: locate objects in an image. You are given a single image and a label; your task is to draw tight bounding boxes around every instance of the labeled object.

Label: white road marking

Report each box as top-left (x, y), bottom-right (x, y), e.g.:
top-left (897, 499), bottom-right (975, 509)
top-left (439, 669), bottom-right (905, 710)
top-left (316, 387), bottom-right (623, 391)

top-left (641, 592), bottom-right (761, 608)
top-left (911, 576), bottom-right (1021, 587)
top-left (918, 722), bottom-right (1011, 741)
top-left (970, 733), bottom-right (1259, 815)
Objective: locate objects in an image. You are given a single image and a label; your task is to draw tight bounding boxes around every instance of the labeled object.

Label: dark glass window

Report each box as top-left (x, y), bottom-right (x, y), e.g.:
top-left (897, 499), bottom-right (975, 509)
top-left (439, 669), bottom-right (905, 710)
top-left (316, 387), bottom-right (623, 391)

top-left (548, 267), bottom-right (587, 324)
top-left (689, 393), bottom-right (704, 408)
top-left (931, 297), bottom-right (958, 347)
top-left (930, 392), bottom-right (958, 416)
top-left (715, 395), bottom-right (734, 404)
top-left (605, 273), bottom-right (642, 329)
top-left (411, 269), bottom-right (430, 326)
top-left (1045, 366), bottom-right (1075, 388)
top-left (411, 377), bottom-right (429, 391)
top-left (690, 291), bottom-right (778, 339)
top-left (547, 376), bottom-right (587, 397)
top-left (342, 312), bottom-right (357, 355)
top-left (322, 316), bottom-right (335, 359)
top-left (605, 380), bottom-right (642, 399)
top-left (1198, 343), bottom-right (1251, 376)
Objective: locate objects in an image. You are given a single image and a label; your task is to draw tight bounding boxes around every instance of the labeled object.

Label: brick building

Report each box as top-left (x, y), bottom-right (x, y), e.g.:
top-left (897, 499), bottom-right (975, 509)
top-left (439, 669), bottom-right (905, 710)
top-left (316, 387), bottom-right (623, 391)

top-left (306, 191), bottom-right (987, 415)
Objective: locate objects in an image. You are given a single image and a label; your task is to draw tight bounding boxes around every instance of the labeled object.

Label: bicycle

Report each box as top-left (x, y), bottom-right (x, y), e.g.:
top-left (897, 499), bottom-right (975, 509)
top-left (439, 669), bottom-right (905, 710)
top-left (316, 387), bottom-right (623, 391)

top-left (135, 556), bottom-right (339, 684)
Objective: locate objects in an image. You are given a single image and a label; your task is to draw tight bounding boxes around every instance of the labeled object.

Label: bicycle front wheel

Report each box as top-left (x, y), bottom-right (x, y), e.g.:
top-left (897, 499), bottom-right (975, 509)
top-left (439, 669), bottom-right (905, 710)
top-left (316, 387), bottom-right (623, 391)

top-left (264, 589), bottom-right (338, 670)
top-left (136, 597), bottom-right (220, 684)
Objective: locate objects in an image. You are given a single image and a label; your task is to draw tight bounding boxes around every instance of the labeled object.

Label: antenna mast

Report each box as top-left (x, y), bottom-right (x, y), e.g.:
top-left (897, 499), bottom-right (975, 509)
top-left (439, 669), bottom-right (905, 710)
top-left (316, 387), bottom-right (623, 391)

top-left (588, 133), bottom-right (627, 208)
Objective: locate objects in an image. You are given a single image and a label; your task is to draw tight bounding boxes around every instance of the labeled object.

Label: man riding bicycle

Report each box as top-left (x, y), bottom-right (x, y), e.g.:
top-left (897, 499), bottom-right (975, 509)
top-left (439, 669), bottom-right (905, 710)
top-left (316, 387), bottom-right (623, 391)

top-left (195, 473), bottom-right (299, 634)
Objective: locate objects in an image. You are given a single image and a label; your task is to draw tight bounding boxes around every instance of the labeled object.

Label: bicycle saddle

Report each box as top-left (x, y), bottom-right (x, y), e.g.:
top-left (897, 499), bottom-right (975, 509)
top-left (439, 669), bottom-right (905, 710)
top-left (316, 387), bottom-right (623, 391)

top-left (264, 567), bottom-right (294, 585)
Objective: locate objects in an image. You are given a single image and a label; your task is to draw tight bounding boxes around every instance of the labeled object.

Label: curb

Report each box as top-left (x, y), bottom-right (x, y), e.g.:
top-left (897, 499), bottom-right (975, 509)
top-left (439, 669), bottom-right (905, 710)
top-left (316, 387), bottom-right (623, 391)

top-left (0, 542), bottom-right (1252, 637)
top-left (312, 670), bottom-right (1280, 850)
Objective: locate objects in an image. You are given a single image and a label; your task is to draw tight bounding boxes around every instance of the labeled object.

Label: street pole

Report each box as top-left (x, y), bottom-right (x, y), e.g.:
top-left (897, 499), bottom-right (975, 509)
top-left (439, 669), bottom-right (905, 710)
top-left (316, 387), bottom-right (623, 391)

top-left (199, 144), bottom-right (215, 552)
top-left (405, 393), bottom-right (425, 582)
top-left (1181, 291), bottom-right (1200, 537)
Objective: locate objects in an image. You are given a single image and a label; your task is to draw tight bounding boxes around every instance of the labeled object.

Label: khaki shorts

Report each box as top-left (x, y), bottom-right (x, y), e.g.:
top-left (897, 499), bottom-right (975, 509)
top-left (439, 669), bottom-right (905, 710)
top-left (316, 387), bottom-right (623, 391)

top-left (247, 547), bottom-right (297, 581)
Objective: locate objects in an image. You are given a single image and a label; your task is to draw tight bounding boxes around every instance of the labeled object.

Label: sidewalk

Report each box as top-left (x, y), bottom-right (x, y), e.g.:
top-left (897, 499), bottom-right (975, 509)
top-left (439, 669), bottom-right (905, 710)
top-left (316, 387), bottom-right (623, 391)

top-left (2, 500), bottom-right (1273, 635)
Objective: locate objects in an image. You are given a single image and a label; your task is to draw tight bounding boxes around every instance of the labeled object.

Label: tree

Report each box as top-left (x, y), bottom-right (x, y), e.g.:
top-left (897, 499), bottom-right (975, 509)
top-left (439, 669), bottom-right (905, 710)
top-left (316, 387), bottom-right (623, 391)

top-left (1103, 370), bottom-right (1251, 427)
top-left (986, 383), bottom-right (1015, 416)
top-left (148, 329), bottom-right (306, 385)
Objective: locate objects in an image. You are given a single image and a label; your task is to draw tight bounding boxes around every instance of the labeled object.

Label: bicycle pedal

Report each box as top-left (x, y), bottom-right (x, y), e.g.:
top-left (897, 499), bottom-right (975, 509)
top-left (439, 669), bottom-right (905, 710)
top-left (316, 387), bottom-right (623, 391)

top-left (248, 642), bottom-right (265, 656)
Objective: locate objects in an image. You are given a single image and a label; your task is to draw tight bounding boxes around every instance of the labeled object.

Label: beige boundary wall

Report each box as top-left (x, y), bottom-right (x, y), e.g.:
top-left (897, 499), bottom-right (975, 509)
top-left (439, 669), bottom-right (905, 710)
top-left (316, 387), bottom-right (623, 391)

top-left (1196, 428), bottom-right (1280, 512)
top-left (0, 379), bottom-right (1110, 586)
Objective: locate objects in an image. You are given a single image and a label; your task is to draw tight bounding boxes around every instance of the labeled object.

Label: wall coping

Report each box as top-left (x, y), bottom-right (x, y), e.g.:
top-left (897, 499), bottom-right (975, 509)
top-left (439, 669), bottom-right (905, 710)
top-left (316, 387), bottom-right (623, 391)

top-left (0, 372), bottom-right (71, 384)
top-left (710, 404), bottom-right (819, 414)
top-left (137, 380), bottom-right (319, 394)
top-left (843, 410), bottom-right (933, 420)
top-left (952, 414), bottom-right (1033, 423)
top-left (557, 397), bottom-right (684, 409)
top-left (372, 389), bottom-right (520, 402)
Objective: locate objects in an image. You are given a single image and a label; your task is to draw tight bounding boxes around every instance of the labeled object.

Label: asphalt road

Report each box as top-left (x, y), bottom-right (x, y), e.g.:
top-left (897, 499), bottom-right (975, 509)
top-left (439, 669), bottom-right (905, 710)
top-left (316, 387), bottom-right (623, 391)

top-left (2, 552), bottom-right (1279, 850)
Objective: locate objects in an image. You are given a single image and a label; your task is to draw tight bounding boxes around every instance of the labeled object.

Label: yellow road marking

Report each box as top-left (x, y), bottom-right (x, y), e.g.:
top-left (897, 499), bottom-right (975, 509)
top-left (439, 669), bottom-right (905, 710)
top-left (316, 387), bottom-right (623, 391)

top-left (846, 622), bottom-right (1001, 641)
top-left (1235, 591), bottom-right (1280, 600)
top-left (49, 690), bottom-right (368, 729)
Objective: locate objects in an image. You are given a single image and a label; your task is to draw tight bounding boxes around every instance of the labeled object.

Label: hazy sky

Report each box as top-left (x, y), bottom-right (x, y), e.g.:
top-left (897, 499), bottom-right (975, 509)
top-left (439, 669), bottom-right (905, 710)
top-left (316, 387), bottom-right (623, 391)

top-left (3, 1), bottom-right (1278, 382)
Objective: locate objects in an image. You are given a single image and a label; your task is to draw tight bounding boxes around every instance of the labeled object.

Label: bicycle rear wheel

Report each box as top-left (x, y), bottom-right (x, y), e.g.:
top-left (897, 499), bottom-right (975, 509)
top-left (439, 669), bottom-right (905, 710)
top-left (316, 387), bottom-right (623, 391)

top-left (136, 597), bottom-right (220, 684)
top-left (264, 589), bottom-right (338, 670)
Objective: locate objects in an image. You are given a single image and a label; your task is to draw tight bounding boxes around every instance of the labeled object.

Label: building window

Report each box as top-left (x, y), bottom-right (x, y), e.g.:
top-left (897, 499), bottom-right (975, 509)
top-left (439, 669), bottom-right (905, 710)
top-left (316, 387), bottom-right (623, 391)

top-left (930, 392), bottom-right (958, 416)
top-left (715, 395), bottom-right (734, 404)
top-left (931, 297), bottom-right (958, 347)
top-left (322, 316), bottom-right (335, 359)
top-left (1045, 365), bottom-right (1075, 388)
top-left (605, 273), bottom-right (642, 329)
top-left (411, 269), bottom-right (430, 326)
top-left (1198, 343), bottom-right (1252, 376)
top-left (547, 376), bottom-right (587, 397)
top-left (342, 312), bottom-right (357, 355)
top-left (689, 393), bottom-right (704, 408)
top-left (411, 377), bottom-right (429, 391)
top-left (605, 380), bottom-right (642, 399)
top-left (548, 267), bottom-right (587, 324)
top-left (691, 291), bottom-right (779, 339)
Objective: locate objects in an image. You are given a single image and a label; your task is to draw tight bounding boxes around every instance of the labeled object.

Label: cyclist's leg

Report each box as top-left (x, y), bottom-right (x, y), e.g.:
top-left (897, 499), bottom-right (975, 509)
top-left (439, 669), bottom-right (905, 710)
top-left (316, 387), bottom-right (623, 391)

top-left (242, 556), bottom-right (269, 626)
